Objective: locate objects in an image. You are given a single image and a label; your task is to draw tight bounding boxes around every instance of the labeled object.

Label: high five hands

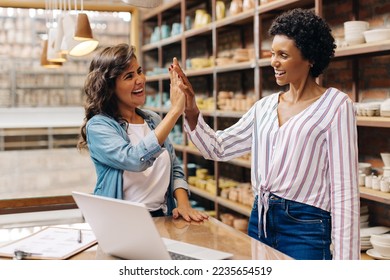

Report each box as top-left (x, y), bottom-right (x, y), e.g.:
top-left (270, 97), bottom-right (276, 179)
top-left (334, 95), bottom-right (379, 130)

top-left (169, 58), bottom-right (200, 129)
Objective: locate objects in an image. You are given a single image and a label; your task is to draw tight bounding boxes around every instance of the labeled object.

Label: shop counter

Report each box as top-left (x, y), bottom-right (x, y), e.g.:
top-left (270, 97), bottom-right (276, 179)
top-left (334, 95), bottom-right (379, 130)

top-left (0, 216), bottom-right (292, 260)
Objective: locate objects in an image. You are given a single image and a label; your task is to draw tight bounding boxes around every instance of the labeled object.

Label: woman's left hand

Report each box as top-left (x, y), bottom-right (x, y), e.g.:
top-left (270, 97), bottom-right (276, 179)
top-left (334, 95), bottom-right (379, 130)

top-left (172, 205), bottom-right (209, 222)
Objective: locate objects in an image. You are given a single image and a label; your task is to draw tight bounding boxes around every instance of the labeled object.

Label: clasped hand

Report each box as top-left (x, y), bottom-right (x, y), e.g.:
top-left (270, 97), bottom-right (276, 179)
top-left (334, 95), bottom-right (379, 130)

top-left (169, 59), bottom-right (186, 115)
top-left (169, 58), bottom-right (197, 114)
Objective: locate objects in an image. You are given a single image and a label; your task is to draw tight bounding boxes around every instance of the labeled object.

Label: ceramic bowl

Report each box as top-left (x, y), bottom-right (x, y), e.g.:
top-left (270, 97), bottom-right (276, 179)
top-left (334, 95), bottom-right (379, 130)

top-left (359, 162), bottom-right (372, 175)
top-left (381, 153), bottom-right (390, 166)
top-left (371, 234), bottom-right (390, 244)
top-left (363, 28), bottom-right (390, 43)
top-left (370, 239), bottom-right (390, 257)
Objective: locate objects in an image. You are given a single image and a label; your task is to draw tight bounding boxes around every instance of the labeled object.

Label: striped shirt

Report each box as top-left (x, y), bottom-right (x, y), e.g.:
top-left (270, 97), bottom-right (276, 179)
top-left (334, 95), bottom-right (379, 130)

top-left (184, 87), bottom-right (360, 259)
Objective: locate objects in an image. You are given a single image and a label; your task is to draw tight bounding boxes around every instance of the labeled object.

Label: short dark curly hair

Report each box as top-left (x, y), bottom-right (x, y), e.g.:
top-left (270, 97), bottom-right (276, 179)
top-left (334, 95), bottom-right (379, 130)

top-left (268, 8), bottom-right (336, 78)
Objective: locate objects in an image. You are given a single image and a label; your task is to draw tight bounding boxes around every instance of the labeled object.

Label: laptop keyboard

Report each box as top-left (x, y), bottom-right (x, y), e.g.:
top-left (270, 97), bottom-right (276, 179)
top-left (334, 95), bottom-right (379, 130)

top-left (169, 251), bottom-right (197, 260)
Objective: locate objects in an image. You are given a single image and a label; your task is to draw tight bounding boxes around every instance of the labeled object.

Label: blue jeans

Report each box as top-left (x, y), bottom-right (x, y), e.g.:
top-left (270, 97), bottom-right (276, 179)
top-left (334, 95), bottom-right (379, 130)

top-left (248, 194), bottom-right (332, 260)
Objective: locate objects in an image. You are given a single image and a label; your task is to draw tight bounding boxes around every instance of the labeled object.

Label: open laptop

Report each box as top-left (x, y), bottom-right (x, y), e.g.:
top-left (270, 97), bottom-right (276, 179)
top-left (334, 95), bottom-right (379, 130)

top-left (72, 191), bottom-right (233, 260)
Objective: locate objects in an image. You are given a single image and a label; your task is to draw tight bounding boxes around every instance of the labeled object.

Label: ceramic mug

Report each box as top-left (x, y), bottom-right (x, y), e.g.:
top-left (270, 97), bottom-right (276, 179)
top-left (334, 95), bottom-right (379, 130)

top-left (365, 175), bottom-right (372, 188)
top-left (380, 179), bottom-right (390, 193)
top-left (372, 176), bottom-right (380, 190)
top-left (359, 173), bottom-right (366, 186)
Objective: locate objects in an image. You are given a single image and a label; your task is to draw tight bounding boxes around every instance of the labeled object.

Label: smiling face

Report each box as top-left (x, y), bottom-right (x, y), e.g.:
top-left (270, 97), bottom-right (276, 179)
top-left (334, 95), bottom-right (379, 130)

top-left (114, 57), bottom-right (146, 113)
top-left (270, 35), bottom-right (311, 87)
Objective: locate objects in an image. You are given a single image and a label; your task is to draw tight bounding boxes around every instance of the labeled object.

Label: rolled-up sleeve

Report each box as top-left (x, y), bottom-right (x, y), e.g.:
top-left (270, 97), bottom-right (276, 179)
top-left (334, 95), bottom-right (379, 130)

top-left (87, 118), bottom-right (163, 172)
top-left (327, 99), bottom-right (360, 259)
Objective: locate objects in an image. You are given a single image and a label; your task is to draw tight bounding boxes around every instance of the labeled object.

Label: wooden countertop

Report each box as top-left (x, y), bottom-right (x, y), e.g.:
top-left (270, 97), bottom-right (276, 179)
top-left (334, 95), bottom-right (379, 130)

top-left (82, 217), bottom-right (293, 260)
top-left (0, 107), bottom-right (84, 128)
top-left (0, 216), bottom-right (292, 260)
top-left (1, 216), bottom-right (375, 260)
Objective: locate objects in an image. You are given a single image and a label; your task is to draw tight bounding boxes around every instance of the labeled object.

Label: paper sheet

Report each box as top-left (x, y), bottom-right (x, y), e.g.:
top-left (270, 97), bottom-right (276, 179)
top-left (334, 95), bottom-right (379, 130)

top-left (0, 227), bottom-right (97, 259)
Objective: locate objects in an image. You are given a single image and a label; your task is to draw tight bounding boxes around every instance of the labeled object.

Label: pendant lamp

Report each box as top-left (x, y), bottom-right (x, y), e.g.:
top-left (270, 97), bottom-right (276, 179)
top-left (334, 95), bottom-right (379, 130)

top-left (61, 13), bottom-right (98, 57)
top-left (68, 0), bottom-right (98, 56)
top-left (41, 39), bottom-right (63, 68)
top-left (121, 0), bottom-right (162, 8)
top-left (71, 12), bottom-right (98, 56)
top-left (47, 27), bottom-right (67, 62)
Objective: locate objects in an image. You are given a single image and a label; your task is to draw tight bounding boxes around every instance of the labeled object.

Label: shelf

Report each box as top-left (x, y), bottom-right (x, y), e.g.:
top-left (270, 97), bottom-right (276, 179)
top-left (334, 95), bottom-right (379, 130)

top-left (215, 60), bottom-right (256, 73)
top-left (216, 197), bottom-right (252, 217)
top-left (186, 146), bottom-right (203, 157)
top-left (357, 116), bottom-right (390, 128)
top-left (189, 186), bottom-right (252, 217)
top-left (184, 25), bottom-right (213, 39)
top-left (257, 0), bottom-right (314, 14)
top-left (172, 144), bottom-right (186, 152)
top-left (141, 0), bottom-right (181, 21)
top-left (215, 9), bottom-right (255, 29)
top-left (142, 34), bottom-right (182, 51)
top-left (216, 110), bottom-right (245, 118)
top-left (335, 40), bottom-right (390, 58)
top-left (16, 86), bottom-right (66, 90)
top-left (228, 158), bottom-right (251, 169)
top-left (185, 67), bottom-right (214, 77)
top-left (189, 185), bottom-right (216, 202)
top-left (360, 187), bottom-right (390, 205)
top-left (141, 0), bottom-right (390, 221)
top-left (258, 58), bottom-right (271, 67)
top-left (146, 73), bottom-right (169, 82)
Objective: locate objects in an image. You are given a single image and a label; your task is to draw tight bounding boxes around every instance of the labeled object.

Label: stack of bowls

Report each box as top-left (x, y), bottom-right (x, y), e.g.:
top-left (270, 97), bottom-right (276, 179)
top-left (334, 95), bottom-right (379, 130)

top-left (370, 234), bottom-right (390, 259)
top-left (381, 153), bottom-right (390, 177)
top-left (381, 99), bottom-right (390, 117)
top-left (344, 20), bottom-right (369, 45)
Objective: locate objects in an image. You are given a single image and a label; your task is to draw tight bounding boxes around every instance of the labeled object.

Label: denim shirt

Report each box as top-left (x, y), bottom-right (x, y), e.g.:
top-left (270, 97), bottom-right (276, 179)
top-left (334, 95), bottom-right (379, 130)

top-left (86, 108), bottom-right (188, 215)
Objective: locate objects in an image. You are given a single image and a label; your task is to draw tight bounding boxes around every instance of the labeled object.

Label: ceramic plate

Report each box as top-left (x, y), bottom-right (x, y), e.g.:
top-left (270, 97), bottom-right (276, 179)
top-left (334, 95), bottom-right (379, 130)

top-left (361, 240), bottom-right (372, 246)
top-left (360, 222), bottom-right (369, 228)
top-left (361, 214), bottom-right (369, 222)
top-left (361, 226), bottom-right (390, 238)
top-left (366, 249), bottom-right (390, 260)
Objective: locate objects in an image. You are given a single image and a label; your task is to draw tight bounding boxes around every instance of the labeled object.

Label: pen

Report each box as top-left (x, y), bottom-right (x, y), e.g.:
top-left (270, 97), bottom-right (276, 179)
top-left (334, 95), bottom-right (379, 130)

top-left (77, 229), bottom-right (82, 243)
top-left (14, 250), bottom-right (42, 260)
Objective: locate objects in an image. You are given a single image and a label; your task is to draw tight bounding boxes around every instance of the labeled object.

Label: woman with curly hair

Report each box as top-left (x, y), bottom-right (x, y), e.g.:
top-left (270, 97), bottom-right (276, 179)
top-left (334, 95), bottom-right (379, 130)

top-left (77, 44), bottom-right (208, 222)
top-left (173, 8), bottom-right (359, 259)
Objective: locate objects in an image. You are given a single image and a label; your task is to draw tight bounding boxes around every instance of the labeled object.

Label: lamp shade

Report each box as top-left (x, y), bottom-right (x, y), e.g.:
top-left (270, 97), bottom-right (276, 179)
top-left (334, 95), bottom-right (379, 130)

top-left (121, 0), bottom-right (162, 8)
top-left (47, 28), bottom-right (67, 62)
top-left (40, 39), bottom-right (62, 68)
top-left (74, 13), bottom-right (94, 41)
top-left (69, 39), bottom-right (99, 56)
top-left (55, 14), bottom-right (67, 54)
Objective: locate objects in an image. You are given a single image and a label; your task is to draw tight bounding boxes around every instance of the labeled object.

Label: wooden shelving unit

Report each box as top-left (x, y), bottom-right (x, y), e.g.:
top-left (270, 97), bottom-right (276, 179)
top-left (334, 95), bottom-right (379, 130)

top-left (140, 0), bottom-right (390, 221)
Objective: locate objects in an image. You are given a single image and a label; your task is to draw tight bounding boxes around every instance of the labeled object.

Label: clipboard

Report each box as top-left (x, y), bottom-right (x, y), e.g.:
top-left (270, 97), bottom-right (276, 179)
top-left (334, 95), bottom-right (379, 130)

top-left (0, 227), bottom-right (97, 260)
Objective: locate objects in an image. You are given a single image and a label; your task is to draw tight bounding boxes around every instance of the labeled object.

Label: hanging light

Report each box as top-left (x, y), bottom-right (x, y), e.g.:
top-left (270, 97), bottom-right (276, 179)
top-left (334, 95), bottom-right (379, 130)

top-left (69, 39), bottom-right (99, 56)
top-left (66, 0), bottom-right (98, 56)
top-left (121, 0), bottom-right (162, 8)
top-left (41, 0), bottom-right (63, 68)
top-left (61, 13), bottom-right (98, 57)
top-left (47, 27), bottom-right (67, 62)
top-left (41, 39), bottom-right (63, 68)
top-left (74, 12), bottom-right (93, 40)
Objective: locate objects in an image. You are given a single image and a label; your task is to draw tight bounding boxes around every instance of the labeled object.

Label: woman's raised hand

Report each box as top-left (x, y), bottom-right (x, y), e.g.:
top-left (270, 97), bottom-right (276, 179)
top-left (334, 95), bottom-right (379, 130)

top-left (170, 58), bottom-right (200, 130)
top-left (170, 58), bottom-right (199, 115)
top-left (169, 61), bottom-right (185, 116)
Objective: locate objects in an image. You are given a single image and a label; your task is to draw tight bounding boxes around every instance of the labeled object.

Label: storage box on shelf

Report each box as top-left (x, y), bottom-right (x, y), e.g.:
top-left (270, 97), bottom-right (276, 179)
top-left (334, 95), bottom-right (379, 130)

top-left (140, 0), bottom-right (390, 223)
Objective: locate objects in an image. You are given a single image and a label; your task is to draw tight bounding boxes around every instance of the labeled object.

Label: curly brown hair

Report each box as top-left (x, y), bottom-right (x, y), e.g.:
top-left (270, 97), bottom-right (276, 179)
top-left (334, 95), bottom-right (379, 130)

top-left (77, 44), bottom-right (136, 150)
top-left (269, 8), bottom-right (336, 78)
